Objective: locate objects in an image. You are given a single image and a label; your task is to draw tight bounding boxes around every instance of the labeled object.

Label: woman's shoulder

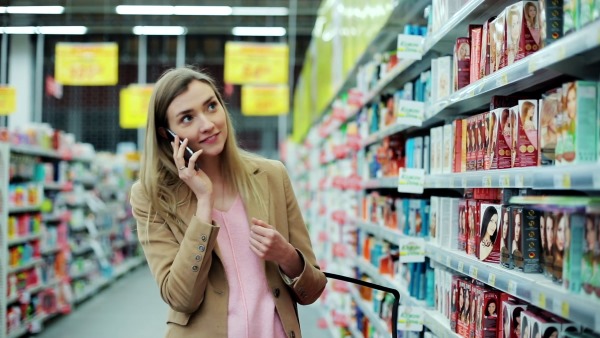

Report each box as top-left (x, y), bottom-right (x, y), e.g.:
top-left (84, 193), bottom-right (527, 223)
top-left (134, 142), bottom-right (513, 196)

top-left (129, 180), bottom-right (149, 206)
top-left (245, 155), bottom-right (287, 175)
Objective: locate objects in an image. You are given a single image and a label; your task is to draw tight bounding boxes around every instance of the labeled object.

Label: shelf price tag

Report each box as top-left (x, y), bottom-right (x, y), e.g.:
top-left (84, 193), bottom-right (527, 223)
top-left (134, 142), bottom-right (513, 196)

top-left (554, 173), bottom-right (571, 189)
top-left (482, 176), bottom-right (492, 187)
top-left (515, 175), bottom-right (525, 187)
top-left (399, 237), bottom-right (426, 263)
top-left (469, 266), bottom-right (478, 279)
top-left (508, 280), bottom-right (518, 295)
top-left (397, 306), bottom-right (424, 332)
top-left (398, 168), bottom-right (425, 194)
top-left (397, 100), bottom-right (425, 127)
top-left (500, 175), bottom-right (511, 187)
top-left (461, 178), bottom-right (468, 187)
top-left (446, 256), bottom-right (451, 267)
top-left (458, 261), bottom-right (464, 273)
top-left (538, 292), bottom-right (547, 309)
top-left (561, 301), bottom-right (570, 318)
top-left (487, 273), bottom-right (496, 287)
top-left (396, 34), bottom-right (425, 60)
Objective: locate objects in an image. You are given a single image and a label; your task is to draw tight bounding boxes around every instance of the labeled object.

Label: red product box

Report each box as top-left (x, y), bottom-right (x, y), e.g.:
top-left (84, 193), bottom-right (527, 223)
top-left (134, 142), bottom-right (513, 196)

top-left (509, 105), bottom-right (520, 168)
top-left (494, 108), bottom-right (514, 169)
top-left (505, 2), bottom-right (542, 67)
top-left (484, 110), bottom-right (500, 170)
top-left (514, 99), bottom-right (539, 167)
top-left (479, 17), bottom-right (496, 78)
top-left (502, 301), bottom-right (528, 338)
top-left (467, 200), bottom-right (480, 256)
top-left (451, 275), bottom-right (468, 332)
top-left (457, 279), bottom-right (474, 337)
top-left (474, 286), bottom-right (501, 338)
top-left (469, 25), bottom-right (483, 84)
top-left (477, 113), bottom-right (488, 171)
top-left (459, 200), bottom-right (469, 252)
top-left (454, 37), bottom-right (471, 91)
top-left (498, 293), bottom-right (516, 338)
top-left (478, 203), bottom-right (502, 263)
top-left (489, 11), bottom-right (507, 73)
top-left (454, 118), bottom-right (468, 173)
top-left (467, 116), bottom-right (477, 171)
top-left (500, 206), bottom-right (514, 269)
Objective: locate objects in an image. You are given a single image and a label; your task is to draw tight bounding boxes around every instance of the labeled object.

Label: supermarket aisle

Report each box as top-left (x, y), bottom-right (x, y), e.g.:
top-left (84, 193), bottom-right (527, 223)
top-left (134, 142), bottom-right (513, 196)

top-left (35, 264), bottom-right (330, 338)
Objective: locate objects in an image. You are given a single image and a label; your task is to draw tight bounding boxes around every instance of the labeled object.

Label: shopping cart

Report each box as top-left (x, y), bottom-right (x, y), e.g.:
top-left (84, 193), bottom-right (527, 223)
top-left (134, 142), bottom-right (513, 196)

top-left (324, 272), bottom-right (401, 337)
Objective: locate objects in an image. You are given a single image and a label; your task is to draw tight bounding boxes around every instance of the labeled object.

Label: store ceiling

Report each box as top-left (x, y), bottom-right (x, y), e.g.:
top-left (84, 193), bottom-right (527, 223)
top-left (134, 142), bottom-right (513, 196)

top-left (2, 0), bottom-right (321, 36)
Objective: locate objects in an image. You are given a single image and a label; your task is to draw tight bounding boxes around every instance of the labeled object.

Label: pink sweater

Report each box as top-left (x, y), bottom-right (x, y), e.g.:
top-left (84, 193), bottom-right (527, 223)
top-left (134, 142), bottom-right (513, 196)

top-left (212, 195), bottom-right (287, 338)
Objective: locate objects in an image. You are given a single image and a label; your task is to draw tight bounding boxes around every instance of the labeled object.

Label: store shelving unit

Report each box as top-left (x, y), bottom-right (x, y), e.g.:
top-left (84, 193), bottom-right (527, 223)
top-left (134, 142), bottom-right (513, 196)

top-left (349, 286), bottom-right (390, 337)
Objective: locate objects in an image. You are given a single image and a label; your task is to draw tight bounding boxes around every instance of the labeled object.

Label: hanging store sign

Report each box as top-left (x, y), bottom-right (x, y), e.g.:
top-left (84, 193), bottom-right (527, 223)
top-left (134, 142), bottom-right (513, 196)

top-left (241, 85), bottom-right (289, 116)
top-left (224, 42), bottom-right (289, 85)
top-left (0, 86), bottom-right (16, 115)
top-left (119, 84), bottom-right (153, 129)
top-left (55, 42), bottom-right (119, 86)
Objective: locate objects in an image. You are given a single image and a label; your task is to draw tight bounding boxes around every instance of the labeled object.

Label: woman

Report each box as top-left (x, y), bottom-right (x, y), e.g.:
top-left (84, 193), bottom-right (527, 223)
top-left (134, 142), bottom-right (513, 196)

top-left (503, 306), bottom-right (510, 338)
top-left (130, 67), bottom-right (327, 338)
top-left (561, 82), bottom-right (577, 162)
top-left (500, 208), bottom-right (511, 266)
top-left (545, 213), bottom-right (556, 277)
top-left (521, 315), bottom-right (530, 338)
top-left (542, 327), bottom-right (559, 338)
top-left (479, 206), bottom-right (499, 261)
top-left (553, 213), bottom-right (568, 282)
top-left (513, 307), bottom-right (524, 338)
top-left (486, 299), bottom-right (497, 317)
top-left (506, 5), bottom-right (522, 65)
top-left (525, 2), bottom-right (541, 46)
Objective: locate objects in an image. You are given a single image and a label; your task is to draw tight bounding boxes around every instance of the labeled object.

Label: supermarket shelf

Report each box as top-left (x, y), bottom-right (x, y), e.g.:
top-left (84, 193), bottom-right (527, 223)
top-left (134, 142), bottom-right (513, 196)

top-left (362, 122), bottom-right (415, 148)
top-left (352, 218), bottom-right (404, 244)
top-left (71, 244), bottom-right (93, 256)
top-left (363, 177), bottom-right (398, 190)
top-left (348, 324), bottom-right (363, 338)
top-left (70, 267), bottom-right (97, 280)
top-left (426, 243), bottom-right (600, 332)
top-left (7, 279), bottom-right (61, 305)
top-left (349, 285), bottom-right (390, 338)
top-left (426, 163), bottom-right (600, 190)
top-left (8, 258), bottom-right (44, 274)
top-left (9, 143), bottom-right (62, 159)
top-left (318, 306), bottom-right (341, 338)
top-left (43, 181), bottom-right (70, 191)
top-left (355, 257), bottom-right (426, 308)
top-left (8, 205), bottom-right (41, 214)
top-left (423, 310), bottom-right (461, 338)
top-left (74, 277), bottom-right (110, 304)
top-left (41, 246), bottom-right (61, 255)
top-left (8, 233), bottom-right (43, 246)
top-left (113, 256), bottom-right (145, 278)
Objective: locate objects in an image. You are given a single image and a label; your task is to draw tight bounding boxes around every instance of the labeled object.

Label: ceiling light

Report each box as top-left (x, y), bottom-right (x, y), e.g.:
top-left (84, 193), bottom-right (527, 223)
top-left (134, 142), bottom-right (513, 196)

top-left (0, 7), bottom-right (6, 14)
top-left (1, 26), bottom-right (37, 34)
top-left (6, 6), bottom-right (64, 14)
top-left (133, 26), bottom-right (186, 36)
top-left (39, 26), bottom-right (87, 35)
top-left (232, 27), bottom-right (287, 37)
top-left (116, 5), bottom-right (174, 15)
top-left (231, 7), bottom-right (289, 16)
top-left (174, 6), bottom-right (232, 16)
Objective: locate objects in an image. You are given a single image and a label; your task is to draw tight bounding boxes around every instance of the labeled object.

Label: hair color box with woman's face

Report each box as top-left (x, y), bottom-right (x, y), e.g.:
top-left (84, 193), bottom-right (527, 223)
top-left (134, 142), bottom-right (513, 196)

top-left (506, 2), bottom-right (542, 67)
top-left (458, 200), bottom-right (469, 252)
top-left (479, 17), bottom-right (496, 78)
top-left (478, 203), bottom-right (502, 263)
top-left (539, 0), bottom-right (563, 47)
top-left (469, 25), bottom-right (483, 84)
top-left (501, 205), bottom-right (514, 268)
top-left (454, 37), bottom-right (471, 92)
top-left (468, 200), bottom-right (480, 256)
top-left (485, 110), bottom-right (501, 170)
top-left (475, 287), bottom-right (500, 338)
top-left (503, 301), bottom-right (528, 338)
top-left (453, 118), bottom-right (467, 173)
top-left (556, 81), bottom-right (598, 165)
top-left (528, 313), bottom-right (562, 338)
top-left (538, 88), bottom-right (561, 165)
top-left (514, 207), bottom-right (543, 273)
top-left (457, 279), bottom-right (473, 337)
top-left (477, 113), bottom-right (488, 171)
top-left (514, 99), bottom-right (539, 168)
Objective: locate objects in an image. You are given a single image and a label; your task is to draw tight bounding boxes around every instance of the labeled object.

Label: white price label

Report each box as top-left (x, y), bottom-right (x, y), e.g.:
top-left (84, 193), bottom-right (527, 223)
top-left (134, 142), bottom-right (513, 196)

top-left (399, 237), bottom-right (426, 263)
top-left (538, 292), bottom-right (547, 309)
top-left (469, 266), bottom-right (478, 279)
top-left (554, 173), bottom-right (571, 189)
top-left (397, 306), bottom-right (425, 332)
top-left (482, 176), bottom-right (492, 187)
top-left (488, 273), bottom-right (496, 287)
top-left (515, 175), bottom-right (525, 187)
top-left (458, 261), bottom-right (464, 273)
top-left (461, 178), bottom-right (468, 187)
top-left (500, 175), bottom-right (510, 187)
top-left (398, 168), bottom-right (425, 194)
top-left (397, 100), bottom-right (425, 127)
top-left (508, 280), bottom-right (518, 294)
top-left (397, 34), bottom-right (425, 60)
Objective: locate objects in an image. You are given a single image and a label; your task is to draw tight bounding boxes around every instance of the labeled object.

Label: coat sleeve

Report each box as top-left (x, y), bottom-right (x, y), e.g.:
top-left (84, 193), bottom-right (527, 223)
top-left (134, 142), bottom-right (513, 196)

top-left (277, 162), bottom-right (327, 305)
top-left (130, 182), bottom-right (219, 313)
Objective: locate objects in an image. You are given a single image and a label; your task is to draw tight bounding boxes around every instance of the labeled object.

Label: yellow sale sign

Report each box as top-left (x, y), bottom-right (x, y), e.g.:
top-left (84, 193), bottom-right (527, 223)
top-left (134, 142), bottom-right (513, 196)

top-left (241, 85), bottom-right (289, 116)
top-left (120, 85), bottom-right (153, 129)
top-left (225, 42), bottom-right (289, 85)
top-left (55, 43), bottom-right (119, 86)
top-left (0, 86), bottom-right (16, 115)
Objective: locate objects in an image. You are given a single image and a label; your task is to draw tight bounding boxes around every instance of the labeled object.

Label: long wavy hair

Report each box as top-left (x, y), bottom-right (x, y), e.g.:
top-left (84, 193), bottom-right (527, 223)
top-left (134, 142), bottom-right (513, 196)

top-left (138, 67), bottom-right (264, 238)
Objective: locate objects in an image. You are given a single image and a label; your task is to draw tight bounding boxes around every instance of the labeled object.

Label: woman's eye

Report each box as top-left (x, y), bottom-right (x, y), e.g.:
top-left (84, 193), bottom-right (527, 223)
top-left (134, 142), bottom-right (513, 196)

top-left (181, 115), bottom-right (192, 123)
top-left (208, 102), bottom-right (217, 111)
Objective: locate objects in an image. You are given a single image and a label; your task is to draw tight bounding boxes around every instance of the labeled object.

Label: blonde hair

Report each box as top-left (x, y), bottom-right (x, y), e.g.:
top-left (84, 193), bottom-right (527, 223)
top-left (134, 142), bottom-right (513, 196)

top-left (138, 67), bottom-right (265, 238)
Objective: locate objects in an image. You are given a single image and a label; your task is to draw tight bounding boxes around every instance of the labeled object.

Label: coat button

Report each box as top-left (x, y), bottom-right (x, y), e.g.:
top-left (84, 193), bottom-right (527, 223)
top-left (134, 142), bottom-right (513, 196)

top-left (201, 235), bottom-right (207, 242)
top-left (192, 265), bottom-right (199, 272)
top-left (195, 255), bottom-right (202, 261)
top-left (273, 288), bottom-right (280, 298)
top-left (198, 245), bottom-right (205, 252)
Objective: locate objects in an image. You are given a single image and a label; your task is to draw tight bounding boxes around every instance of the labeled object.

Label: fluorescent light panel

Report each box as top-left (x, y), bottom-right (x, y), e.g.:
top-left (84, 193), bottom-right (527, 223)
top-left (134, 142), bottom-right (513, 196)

top-left (116, 5), bottom-right (174, 15)
top-left (6, 6), bottom-right (64, 14)
top-left (232, 26), bottom-right (286, 37)
top-left (1, 26), bottom-right (37, 34)
top-left (173, 6), bottom-right (232, 15)
top-left (133, 26), bottom-right (186, 35)
top-left (39, 26), bottom-right (87, 35)
top-left (231, 7), bottom-right (288, 16)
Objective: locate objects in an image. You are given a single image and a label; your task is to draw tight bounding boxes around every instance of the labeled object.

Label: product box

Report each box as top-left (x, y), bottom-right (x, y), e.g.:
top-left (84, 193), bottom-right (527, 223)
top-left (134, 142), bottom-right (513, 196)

top-left (459, 200), bottom-right (469, 252)
top-left (457, 279), bottom-right (473, 337)
top-left (474, 287), bottom-right (500, 338)
top-left (498, 293), bottom-right (516, 338)
top-left (477, 113), bottom-right (488, 171)
top-left (564, 0), bottom-right (578, 34)
top-left (479, 17), bottom-right (496, 78)
top-left (583, 215), bottom-right (600, 297)
top-left (542, 211), bottom-right (556, 278)
top-left (443, 123), bottom-right (455, 174)
top-left (468, 200), bottom-right (480, 256)
top-left (424, 135), bottom-right (431, 174)
top-left (510, 105), bottom-right (520, 168)
top-left (514, 99), bottom-right (539, 167)
top-left (505, 2), bottom-right (542, 67)
top-left (539, 88), bottom-right (561, 165)
top-left (494, 108), bottom-right (514, 169)
top-left (539, 0), bottom-right (564, 47)
top-left (520, 311), bottom-right (535, 338)
top-left (503, 301), bottom-right (528, 338)
top-left (484, 110), bottom-right (500, 170)
top-left (432, 56), bottom-right (453, 102)
top-left (454, 118), bottom-right (468, 173)
top-left (454, 37), bottom-right (471, 91)
top-left (489, 11), bottom-right (506, 73)
top-left (501, 205), bottom-right (514, 268)
top-left (530, 314), bottom-right (563, 338)
top-left (430, 196), bottom-right (440, 244)
top-left (579, 0), bottom-right (600, 27)
top-left (512, 206), bottom-right (542, 273)
top-left (556, 81), bottom-right (598, 165)
top-left (564, 212), bottom-right (585, 292)
top-left (451, 276), bottom-right (463, 332)
top-left (469, 25), bottom-right (483, 84)
top-left (442, 197), bottom-right (460, 250)
top-left (467, 116), bottom-right (478, 171)
top-left (478, 203), bottom-right (502, 263)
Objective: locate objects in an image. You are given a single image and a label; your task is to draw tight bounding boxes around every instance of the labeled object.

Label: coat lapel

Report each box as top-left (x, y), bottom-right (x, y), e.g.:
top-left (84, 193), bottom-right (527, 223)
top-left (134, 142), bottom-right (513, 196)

top-left (245, 166), bottom-right (270, 226)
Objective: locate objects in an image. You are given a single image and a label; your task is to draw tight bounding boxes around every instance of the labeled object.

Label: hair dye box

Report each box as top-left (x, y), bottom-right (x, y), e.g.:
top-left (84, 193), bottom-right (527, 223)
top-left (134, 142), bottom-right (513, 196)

top-left (556, 81), bottom-right (598, 165)
top-left (505, 2), bottom-right (542, 67)
top-left (498, 293), bottom-right (516, 338)
top-left (502, 301), bottom-right (528, 338)
top-left (469, 25), bottom-right (483, 84)
top-left (451, 275), bottom-right (464, 332)
top-left (454, 37), bottom-right (471, 91)
top-left (512, 206), bottom-right (542, 273)
top-left (510, 105), bottom-right (520, 168)
top-left (582, 215), bottom-right (600, 298)
top-left (564, 212), bottom-right (585, 292)
top-left (539, 88), bottom-right (561, 165)
top-left (514, 99), bottom-right (539, 167)
top-left (474, 286), bottom-right (500, 338)
top-left (489, 11), bottom-right (507, 73)
top-left (478, 203), bottom-right (502, 263)
top-left (529, 313), bottom-right (563, 338)
top-left (501, 205), bottom-right (514, 269)
top-left (540, 0), bottom-right (564, 47)
top-left (454, 118), bottom-right (468, 173)
top-left (479, 17), bottom-right (496, 78)
top-left (457, 279), bottom-right (474, 337)
top-left (485, 110), bottom-right (501, 170)
top-left (430, 196), bottom-right (440, 245)
top-left (459, 200), bottom-right (469, 252)
top-left (467, 116), bottom-right (478, 171)
top-left (477, 113), bottom-right (488, 171)
top-left (443, 123), bottom-right (455, 174)
top-left (494, 108), bottom-right (514, 169)
top-left (468, 200), bottom-right (480, 256)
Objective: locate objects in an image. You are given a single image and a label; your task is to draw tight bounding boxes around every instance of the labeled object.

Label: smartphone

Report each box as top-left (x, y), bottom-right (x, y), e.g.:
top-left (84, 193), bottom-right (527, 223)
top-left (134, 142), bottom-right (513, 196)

top-left (166, 129), bottom-right (197, 169)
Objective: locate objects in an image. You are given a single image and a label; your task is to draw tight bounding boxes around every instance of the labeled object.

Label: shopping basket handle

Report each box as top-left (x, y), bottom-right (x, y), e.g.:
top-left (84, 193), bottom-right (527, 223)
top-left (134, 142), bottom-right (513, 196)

top-left (323, 272), bottom-right (400, 337)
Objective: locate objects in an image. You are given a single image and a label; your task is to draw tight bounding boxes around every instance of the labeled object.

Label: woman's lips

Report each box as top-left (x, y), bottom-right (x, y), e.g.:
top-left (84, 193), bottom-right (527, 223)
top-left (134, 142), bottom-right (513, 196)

top-left (200, 133), bottom-right (219, 144)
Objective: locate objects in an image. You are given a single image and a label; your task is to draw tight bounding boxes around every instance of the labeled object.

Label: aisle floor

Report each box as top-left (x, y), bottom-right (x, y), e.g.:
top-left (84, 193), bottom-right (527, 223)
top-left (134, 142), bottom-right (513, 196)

top-left (34, 264), bottom-right (332, 338)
